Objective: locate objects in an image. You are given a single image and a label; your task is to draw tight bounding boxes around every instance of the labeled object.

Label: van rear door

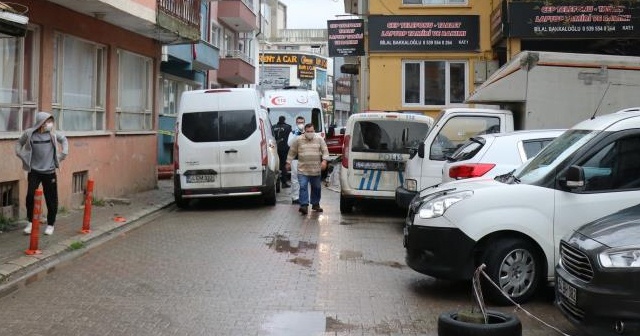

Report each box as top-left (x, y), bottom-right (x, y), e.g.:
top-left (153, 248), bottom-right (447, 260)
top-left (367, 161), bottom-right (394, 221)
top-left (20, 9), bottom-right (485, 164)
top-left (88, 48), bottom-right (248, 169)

top-left (217, 109), bottom-right (264, 188)
top-left (179, 111), bottom-right (223, 190)
top-left (347, 117), bottom-right (431, 192)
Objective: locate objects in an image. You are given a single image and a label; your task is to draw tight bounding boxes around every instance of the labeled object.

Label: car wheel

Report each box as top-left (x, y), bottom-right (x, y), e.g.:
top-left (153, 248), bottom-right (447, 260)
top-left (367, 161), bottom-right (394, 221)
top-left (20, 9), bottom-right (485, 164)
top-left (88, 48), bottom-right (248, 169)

top-left (340, 195), bottom-right (354, 214)
top-left (263, 184), bottom-right (277, 206)
top-left (438, 310), bottom-right (521, 336)
top-left (173, 175), bottom-right (189, 209)
top-left (482, 238), bottom-right (542, 305)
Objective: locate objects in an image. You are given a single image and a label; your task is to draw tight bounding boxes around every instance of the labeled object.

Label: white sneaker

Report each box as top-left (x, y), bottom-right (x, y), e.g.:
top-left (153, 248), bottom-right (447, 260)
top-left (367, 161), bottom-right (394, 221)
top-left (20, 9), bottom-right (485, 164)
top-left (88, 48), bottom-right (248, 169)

top-left (23, 222), bottom-right (32, 235)
top-left (44, 225), bottom-right (55, 236)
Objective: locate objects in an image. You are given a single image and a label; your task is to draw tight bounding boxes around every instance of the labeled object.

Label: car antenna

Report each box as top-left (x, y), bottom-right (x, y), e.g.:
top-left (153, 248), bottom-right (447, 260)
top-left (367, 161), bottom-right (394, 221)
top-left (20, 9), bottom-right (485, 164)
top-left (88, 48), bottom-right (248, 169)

top-left (591, 82), bottom-right (611, 120)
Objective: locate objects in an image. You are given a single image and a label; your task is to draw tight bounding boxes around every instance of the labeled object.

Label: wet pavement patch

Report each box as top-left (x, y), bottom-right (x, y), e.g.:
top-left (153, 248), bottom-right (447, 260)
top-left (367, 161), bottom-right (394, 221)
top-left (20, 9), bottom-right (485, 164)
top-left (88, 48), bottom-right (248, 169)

top-left (340, 250), bottom-right (405, 269)
top-left (265, 234), bottom-right (317, 254)
top-left (325, 316), bottom-right (358, 332)
top-left (339, 250), bottom-right (363, 260)
top-left (288, 257), bottom-right (312, 267)
top-left (262, 311), bottom-right (325, 335)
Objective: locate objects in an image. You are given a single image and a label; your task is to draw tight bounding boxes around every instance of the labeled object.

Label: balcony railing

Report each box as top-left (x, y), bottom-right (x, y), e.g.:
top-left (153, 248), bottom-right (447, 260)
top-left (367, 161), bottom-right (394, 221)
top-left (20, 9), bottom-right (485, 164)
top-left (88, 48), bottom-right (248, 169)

top-left (224, 49), bottom-right (254, 64)
top-left (158, 0), bottom-right (200, 28)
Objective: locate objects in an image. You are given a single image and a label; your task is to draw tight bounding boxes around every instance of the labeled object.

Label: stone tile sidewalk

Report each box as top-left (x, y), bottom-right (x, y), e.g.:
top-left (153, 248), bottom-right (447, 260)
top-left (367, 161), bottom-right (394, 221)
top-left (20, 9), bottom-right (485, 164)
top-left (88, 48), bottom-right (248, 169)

top-left (0, 179), bottom-right (174, 295)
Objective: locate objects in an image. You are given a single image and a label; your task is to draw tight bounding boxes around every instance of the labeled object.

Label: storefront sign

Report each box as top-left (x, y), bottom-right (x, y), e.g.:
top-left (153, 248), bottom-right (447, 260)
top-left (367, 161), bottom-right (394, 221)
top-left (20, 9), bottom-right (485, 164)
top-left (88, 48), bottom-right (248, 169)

top-left (509, 1), bottom-right (640, 38)
top-left (328, 19), bottom-right (365, 57)
top-left (259, 53), bottom-right (327, 69)
top-left (368, 15), bottom-right (479, 52)
top-left (490, 1), bottom-right (508, 46)
top-left (298, 64), bottom-right (315, 79)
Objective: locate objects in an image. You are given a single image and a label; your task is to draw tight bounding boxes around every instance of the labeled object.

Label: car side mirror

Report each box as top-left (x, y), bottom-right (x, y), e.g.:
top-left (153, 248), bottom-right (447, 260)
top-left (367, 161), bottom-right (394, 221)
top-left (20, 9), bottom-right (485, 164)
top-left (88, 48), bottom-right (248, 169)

top-left (417, 142), bottom-right (425, 159)
top-left (564, 165), bottom-right (585, 190)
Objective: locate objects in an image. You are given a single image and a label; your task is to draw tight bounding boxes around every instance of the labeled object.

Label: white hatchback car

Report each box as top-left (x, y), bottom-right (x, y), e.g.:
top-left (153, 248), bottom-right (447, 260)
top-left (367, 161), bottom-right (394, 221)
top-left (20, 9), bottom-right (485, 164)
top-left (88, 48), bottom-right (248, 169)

top-left (441, 129), bottom-right (565, 183)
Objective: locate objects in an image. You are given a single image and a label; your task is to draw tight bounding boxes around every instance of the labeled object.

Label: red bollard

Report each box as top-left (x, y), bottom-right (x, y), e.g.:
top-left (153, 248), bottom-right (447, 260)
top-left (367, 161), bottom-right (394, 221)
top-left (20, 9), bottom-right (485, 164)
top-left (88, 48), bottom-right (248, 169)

top-left (80, 179), bottom-right (94, 234)
top-left (25, 189), bottom-right (43, 255)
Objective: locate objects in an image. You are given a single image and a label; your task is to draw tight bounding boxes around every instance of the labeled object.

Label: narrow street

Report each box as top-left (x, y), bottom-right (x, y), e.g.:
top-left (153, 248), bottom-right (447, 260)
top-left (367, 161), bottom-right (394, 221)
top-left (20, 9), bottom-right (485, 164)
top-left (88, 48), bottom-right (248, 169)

top-left (0, 188), bottom-right (580, 336)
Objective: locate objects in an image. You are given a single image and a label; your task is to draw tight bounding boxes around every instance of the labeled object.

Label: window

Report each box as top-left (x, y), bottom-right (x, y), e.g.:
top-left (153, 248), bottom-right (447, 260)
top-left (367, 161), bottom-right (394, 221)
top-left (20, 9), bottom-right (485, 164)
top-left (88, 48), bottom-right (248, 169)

top-left (351, 120), bottom-right (430, 154)
top-left (403, 0), bottom-right (467, 4)
top-left (117, 50), bottom-right (153, 131)
top-left (210, 23), bottom-right (221, 48)
top-left (430, 116), bottom-right (499, 160)
top-left (581, 136), bottom-right (640, 191)
top-left (0, 28), bottom-right (39, 132)
top-left (162, 77), bottom-right (195, 116)
top-left (52, 33), bottom-right (106, 131)
top-left (403, 60), bottom-right (467, 107)
top-left (522, 138), bottom-right (556, 159)
top-left (181, 110), bottom-right (256, 142)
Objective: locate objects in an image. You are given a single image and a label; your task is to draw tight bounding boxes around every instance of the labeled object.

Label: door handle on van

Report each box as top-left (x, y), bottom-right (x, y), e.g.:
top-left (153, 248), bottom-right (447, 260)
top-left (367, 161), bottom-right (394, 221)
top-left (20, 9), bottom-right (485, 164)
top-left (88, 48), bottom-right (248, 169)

top-left (225, 149), bottom-right (238, 153)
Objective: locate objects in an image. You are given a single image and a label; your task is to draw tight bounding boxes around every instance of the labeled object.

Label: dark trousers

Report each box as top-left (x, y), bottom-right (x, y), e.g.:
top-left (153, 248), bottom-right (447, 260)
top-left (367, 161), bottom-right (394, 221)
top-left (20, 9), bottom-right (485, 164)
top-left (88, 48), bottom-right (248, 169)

top-left (278, 148), bottom-right (289, 182)
top-left (26, 171), bottom-right (58, 226)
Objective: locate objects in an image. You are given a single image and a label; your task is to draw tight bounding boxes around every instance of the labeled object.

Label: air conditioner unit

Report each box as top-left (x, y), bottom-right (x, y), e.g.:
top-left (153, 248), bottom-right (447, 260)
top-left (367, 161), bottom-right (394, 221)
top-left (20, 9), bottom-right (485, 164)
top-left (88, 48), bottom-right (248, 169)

top-left (0, 10), bottom-right (28, 38)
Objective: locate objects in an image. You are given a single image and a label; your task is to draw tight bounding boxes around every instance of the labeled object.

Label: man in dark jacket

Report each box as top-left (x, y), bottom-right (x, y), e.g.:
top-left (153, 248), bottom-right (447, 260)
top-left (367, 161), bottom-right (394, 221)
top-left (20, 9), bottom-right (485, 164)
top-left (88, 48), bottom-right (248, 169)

top-left (272, 116), bottom-right (292, 187)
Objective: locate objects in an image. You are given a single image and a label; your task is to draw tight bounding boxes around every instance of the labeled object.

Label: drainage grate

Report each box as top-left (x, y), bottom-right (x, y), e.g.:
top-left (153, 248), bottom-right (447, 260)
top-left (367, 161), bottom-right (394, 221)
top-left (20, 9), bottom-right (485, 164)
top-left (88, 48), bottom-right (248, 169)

top-left (0, 180), bottom-right (18, 219)
top-left (72, 171), bottom-right (88, 195)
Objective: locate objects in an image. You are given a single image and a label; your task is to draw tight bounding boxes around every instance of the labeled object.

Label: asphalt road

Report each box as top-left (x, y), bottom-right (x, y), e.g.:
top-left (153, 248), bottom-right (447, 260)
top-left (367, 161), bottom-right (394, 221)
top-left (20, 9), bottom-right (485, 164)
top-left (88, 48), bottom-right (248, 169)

top-left (0, 187), bottom-right (582, 336)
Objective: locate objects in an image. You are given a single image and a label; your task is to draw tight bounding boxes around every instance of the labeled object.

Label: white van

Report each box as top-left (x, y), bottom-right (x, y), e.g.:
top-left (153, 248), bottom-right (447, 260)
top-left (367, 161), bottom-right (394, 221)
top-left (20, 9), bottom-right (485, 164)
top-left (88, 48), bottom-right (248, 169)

top-left (263, 87), bottom-right (326, 136)
top-left (405, 107), bottom-right (640, 304)
top-left (340, 112), bottom-right (434, 213)
top-left (173, 88), bottom-right (280, 208)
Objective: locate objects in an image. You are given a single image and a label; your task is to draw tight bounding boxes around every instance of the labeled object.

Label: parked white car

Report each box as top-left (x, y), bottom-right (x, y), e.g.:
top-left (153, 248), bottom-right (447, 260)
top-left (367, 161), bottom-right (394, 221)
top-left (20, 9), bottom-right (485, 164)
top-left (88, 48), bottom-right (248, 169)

top-left (441, 129), bottom-right (565, 183)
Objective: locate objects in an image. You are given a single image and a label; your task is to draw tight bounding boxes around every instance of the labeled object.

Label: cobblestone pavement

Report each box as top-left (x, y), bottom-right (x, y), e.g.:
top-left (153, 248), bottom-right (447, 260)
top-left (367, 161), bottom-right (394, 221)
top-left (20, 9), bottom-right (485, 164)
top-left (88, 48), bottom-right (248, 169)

top-left (0, 182), bottom-right (582, 336)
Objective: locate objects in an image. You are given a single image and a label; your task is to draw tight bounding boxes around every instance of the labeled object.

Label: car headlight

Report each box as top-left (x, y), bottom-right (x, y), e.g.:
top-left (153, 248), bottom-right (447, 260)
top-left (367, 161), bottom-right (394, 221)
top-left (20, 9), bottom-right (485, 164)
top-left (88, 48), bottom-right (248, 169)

top-left (404, 179), bottom-right (417, 191)
top-left (599, 248), bottom-right (640, 268)
top-left (418, 190), bottom-right (472, 219)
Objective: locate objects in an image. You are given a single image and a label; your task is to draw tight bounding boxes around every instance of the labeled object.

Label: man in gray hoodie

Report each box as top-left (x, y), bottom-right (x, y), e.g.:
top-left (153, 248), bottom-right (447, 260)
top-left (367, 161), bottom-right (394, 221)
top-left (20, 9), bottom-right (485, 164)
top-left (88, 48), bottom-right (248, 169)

top-left (15, 112), bottom-right (68, 236)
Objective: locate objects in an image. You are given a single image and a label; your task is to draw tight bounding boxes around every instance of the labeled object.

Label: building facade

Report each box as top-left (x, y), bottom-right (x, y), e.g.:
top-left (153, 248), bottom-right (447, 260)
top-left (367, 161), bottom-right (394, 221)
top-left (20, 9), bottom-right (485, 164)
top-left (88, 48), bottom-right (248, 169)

top-left (0, 0), bottom-right (199, 220)
top-left (157, 0), bottom-right (259, 169)
top-left (344, 0), bottom-right (640, 119)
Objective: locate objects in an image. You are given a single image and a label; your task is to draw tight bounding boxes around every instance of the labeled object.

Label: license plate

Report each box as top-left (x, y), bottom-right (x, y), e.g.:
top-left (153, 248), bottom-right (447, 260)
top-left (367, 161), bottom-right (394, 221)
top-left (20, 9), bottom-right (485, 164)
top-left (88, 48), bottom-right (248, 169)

top-left (557, 276), bottom-right (577, 304)
top-left (186, 174), bottom-right (216, 183)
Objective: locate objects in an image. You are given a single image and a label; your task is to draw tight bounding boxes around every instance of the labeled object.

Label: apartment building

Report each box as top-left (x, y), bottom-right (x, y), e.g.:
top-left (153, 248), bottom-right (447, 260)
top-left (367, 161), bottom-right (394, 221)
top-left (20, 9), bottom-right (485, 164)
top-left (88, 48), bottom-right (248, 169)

top-left (0, 0), bottom-right (199, 219)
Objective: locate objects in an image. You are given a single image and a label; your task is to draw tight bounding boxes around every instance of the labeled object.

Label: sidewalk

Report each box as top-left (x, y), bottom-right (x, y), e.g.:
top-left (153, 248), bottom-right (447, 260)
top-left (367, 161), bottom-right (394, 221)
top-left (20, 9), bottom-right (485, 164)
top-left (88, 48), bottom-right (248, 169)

top-left (0, 179), bottom-right (174, 295)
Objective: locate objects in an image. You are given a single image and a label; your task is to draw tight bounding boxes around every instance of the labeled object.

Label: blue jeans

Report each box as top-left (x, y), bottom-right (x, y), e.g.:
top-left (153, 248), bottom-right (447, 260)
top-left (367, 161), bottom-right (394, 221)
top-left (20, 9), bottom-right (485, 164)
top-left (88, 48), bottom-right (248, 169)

top-left (298, 174), bottom-right (322, 207)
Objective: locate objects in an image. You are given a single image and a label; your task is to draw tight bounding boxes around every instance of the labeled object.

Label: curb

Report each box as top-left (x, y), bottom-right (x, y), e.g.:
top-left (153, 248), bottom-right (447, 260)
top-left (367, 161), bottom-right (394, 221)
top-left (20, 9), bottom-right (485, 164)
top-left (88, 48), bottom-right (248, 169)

top-left (0, 200), bottom-right (174, 299)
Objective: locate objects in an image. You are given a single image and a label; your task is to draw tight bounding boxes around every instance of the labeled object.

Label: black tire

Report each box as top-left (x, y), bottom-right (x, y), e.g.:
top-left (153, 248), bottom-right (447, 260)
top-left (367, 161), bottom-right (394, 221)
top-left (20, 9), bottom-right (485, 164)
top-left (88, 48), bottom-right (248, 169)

top-left (263, 184), bottom-right (277, 206)
top-left (340, 195), bottom-right (354, 214)
top-left (438, 310), bottom-right (521, 336)
top-left (173, 175), bottom-right (189, 209)
top-left (175, 194), bottom-right (189, 209)
top-left (482, 239), bottom-right (543, 305)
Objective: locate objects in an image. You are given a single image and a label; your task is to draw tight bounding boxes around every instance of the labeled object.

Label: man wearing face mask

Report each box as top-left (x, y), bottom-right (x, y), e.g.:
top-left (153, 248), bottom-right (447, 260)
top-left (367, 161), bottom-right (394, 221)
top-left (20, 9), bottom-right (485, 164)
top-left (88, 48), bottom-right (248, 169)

top-left (286, 123), bottom-right (330, 215)
top-left (286, 116), bottom-right (306, 204)
top-left (15, 112), bottom-right (69, 236)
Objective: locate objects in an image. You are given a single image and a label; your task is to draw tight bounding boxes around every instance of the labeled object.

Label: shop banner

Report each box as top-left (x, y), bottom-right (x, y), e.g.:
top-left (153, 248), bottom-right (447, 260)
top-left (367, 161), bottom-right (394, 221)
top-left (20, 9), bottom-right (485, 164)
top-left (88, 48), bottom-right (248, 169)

top-left (328, 19), bottom-right (365, 57)
top-left (368, 15), bottom-right (479, 52)
top-left (509, 1), bottom-right (640, 38)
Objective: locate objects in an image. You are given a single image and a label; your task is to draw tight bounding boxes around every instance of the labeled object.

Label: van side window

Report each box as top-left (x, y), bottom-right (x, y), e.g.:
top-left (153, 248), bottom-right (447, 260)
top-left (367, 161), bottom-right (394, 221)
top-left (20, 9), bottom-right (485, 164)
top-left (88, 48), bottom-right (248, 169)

top-left (581, 136), bottom-right (640, 191)
top-left (181, 110), bottom-right (256, 143)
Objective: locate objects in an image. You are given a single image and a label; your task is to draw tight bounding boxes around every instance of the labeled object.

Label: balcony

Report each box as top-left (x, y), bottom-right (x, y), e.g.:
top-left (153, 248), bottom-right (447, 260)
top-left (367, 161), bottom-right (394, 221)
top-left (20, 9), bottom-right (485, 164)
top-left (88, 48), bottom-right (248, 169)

top-left (47, 0), bottom-right (200, 44)
top-left (218, 50), bottom-right (256, 85)
top-left (218, 0), bottom-right (257, 32)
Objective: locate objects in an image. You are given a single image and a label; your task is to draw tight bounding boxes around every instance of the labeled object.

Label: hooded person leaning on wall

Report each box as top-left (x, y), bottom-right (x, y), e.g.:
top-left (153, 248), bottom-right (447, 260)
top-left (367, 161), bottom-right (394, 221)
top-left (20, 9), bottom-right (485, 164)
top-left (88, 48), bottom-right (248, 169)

top-left (15, 111), bottom-right (69, 236)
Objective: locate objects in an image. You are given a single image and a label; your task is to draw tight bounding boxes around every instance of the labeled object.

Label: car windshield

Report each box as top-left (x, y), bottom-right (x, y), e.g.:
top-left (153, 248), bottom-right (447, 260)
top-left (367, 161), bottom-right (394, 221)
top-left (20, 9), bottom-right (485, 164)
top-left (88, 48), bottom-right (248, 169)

top-left (514, 129), bottom-right (597, 184)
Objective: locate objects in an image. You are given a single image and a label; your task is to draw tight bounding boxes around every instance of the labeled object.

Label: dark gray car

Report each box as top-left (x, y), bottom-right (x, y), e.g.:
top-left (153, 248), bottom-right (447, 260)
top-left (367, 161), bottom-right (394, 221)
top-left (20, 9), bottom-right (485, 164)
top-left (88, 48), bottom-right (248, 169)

top-left (556, 204), bottom-right (640, 336)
